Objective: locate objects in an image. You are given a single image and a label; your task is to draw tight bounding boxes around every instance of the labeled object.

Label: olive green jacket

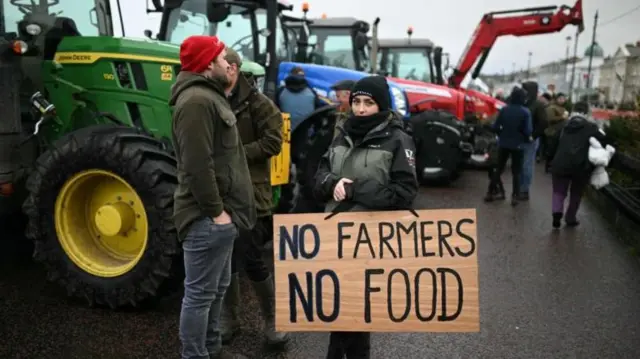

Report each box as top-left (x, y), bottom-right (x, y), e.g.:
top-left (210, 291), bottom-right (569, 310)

top-left (229, 75), bottom-right (283, 217)
top-left (169, 72), bottom-right (256, 239)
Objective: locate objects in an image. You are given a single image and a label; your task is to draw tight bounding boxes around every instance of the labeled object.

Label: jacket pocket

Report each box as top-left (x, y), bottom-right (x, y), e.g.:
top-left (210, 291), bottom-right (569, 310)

top-left (219, 108), bottom-right (239, 149)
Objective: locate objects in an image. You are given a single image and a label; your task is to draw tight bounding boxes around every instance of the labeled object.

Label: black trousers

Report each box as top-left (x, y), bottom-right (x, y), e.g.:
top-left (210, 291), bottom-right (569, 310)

top-left (326, 332), bottom-right (370, 359)
top-left (230, 216), bottom-right (271, 282)
top-left (491, 147), bottom-right (524, 196)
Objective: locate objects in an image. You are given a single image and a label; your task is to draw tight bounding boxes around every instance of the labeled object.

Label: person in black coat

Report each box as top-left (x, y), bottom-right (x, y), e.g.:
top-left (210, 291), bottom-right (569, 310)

top-left (547, 101), bottom-right (607, 228)
top-left (484, 86), bottom-right (532, 205)
top-left (520, 81), bottom-right (549, 199)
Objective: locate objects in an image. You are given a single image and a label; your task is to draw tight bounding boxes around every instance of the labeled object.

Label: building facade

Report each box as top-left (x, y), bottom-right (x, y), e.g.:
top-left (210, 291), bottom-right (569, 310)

top-left (598, 42), bottom-right (640, 107)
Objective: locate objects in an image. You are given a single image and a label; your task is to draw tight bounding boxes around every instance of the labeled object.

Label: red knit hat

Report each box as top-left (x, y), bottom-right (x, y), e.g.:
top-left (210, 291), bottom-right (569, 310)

top-left (179, 35), bottom-right (226, 73)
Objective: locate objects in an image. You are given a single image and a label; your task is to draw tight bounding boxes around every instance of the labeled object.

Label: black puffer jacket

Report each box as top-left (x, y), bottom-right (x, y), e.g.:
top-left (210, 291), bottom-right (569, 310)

top-left (548, 113), bottom-right (607, 178)
top-left (522, 81), bottom-right (549, 139)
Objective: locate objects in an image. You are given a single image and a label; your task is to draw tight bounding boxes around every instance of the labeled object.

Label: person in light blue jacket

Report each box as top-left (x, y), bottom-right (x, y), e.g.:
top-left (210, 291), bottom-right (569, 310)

top-left (276, 66), bottom-right (324, 130)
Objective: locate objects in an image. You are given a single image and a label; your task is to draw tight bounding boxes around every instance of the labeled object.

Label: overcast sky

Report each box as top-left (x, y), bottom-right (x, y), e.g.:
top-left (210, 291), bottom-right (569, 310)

top-left (128, 0), bottom-right (639, 75)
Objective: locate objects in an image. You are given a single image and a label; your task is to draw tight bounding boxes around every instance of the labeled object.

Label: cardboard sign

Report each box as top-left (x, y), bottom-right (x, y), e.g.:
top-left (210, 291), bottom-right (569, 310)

top-left (273, 209), bottom-right (479, 333)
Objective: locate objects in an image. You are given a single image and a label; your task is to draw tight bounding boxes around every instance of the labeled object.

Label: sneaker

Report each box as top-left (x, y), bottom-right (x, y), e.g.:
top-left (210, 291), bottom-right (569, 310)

top-left (511, 194), bottom-right (518, 206)
top-left (519, 192), bottom-right (530, 201)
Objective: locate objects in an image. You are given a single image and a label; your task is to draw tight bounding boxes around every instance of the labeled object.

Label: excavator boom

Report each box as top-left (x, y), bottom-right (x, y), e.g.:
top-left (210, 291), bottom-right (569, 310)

top-left (449, 0), bottom-right (584, 88)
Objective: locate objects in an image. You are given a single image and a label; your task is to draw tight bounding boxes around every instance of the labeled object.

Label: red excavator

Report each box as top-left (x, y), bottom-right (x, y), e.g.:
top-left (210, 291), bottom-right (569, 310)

top-left (448, 0), bottom-right (585, 118)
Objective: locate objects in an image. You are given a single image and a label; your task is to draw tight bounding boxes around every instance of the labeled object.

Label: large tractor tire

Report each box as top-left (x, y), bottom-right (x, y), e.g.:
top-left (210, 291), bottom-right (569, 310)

top-left (23, 125), bottom-right (179, 308)
top-left (410, 110), bottom-right (472, 186)
top-left (277, 106), bottom-right (337, 214)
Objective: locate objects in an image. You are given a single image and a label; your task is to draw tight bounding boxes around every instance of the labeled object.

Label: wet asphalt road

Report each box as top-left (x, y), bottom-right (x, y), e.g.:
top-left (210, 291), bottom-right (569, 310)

top-left (2, 164), bottom-right (640, 359)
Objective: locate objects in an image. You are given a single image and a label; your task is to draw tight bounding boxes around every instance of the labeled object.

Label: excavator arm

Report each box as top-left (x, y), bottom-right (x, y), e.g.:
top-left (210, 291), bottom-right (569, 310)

top-left (448, 0), bottom-right (584, 88)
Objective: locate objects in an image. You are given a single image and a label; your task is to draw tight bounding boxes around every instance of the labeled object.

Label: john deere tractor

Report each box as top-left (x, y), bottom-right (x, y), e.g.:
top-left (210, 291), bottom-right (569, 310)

top-left (0, 0), bottom-right (289, 308)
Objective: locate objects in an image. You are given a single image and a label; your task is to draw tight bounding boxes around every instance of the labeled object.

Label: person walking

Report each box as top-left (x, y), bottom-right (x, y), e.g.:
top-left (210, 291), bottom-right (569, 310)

top-left (484, 86), bottom-right (532, 205)
top-left (520, 81), bottom-right (549, 200)
top-left (547, 101), bottom-right (607, 229)
top-left (543, 92), bottom-right (569, 171)
top-left (170, 35), bottom-right (256, 359)
top-left (536, 92), bottom-right (552, 163)
top-left (217, 49), bottom-right (290, 348)
top-left (313, 75), bottom-right (419, 359)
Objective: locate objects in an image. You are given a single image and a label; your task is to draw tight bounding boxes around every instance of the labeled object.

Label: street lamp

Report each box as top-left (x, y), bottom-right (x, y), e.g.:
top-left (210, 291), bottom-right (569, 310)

top-left (564, 36), bottom-right (571, 91)
top-left (527, 52), bottom-right (532, 78)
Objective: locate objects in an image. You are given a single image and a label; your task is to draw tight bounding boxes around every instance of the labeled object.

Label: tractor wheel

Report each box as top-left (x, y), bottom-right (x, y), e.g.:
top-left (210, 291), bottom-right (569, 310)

top-left (23, 125), bottom-right (179, 308)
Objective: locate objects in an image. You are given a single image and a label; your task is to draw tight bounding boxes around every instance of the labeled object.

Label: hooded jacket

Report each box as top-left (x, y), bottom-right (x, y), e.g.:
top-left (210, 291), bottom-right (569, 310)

top-left (276, 75), bottom-right (324, 130)
top-left (229, 74), bottom-right (283, 217)
top-left (313, 111), bottom-right (418, 213)
top-left (548, 112), bottom-right (607, 178)
top-left (521, 81), bottom-right (549, 139)
top-left (492, 87), bottom-right (532, 150)
top-left (169, 71), bottom-right (256, 239)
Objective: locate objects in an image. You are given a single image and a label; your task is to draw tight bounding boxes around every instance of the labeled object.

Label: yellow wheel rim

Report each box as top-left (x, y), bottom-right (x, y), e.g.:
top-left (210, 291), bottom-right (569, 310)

top-left (54, 169), bottom-right (149, 278)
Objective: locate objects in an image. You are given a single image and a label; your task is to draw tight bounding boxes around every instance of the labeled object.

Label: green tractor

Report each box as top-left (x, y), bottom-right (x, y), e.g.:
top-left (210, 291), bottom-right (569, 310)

top-left (0, 0), bottom-right (290, 308)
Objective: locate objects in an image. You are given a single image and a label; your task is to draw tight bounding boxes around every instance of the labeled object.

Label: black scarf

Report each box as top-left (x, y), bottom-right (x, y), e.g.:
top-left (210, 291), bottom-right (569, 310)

top-left (344, 111), bottom-right (390, 141)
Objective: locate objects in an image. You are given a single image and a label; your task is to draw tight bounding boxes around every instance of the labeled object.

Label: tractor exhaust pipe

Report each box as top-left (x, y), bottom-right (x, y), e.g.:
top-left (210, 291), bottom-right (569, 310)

top-left (370, 17), bottom-right (380, 74)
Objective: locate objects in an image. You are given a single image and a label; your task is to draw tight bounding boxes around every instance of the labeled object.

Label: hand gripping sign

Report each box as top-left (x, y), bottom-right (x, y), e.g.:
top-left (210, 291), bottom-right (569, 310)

top-left (273, 209), bottom-right (479, 332)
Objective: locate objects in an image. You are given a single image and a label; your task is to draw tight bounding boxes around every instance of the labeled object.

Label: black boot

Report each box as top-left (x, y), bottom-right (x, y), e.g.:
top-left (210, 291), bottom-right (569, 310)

top-left (220, 273), bottom-right (241, 344)
top-left (511, 193), bottom-right (518, 206)
top-left (251, 275), bottom-right (290, 347)
top-left (552, 212), bottom-right (562, 229)
top-left (495, 181), bottom-right (506, 200)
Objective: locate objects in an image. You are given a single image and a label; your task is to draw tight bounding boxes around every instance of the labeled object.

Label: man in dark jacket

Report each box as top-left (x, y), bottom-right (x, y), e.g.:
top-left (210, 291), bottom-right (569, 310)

top-left (520, 81), bottom-right (549, 199)
top-left (170, 36), bottom-right (255, 359)
top-left (218, 49), bottom-right (289, 348)
top-left (276, 66), bottom-right (325, 130)
top-left (547, 101), bottom-right (607, 228)
top-left (485, 86), bottom-right (532, 205)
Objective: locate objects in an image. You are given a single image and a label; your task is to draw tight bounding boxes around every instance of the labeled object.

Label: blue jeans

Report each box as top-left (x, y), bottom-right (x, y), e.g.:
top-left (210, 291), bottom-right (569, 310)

top-left (179, 217), bottom-right (238, 359)
top-left (520, 138), bottom-right (539, 193)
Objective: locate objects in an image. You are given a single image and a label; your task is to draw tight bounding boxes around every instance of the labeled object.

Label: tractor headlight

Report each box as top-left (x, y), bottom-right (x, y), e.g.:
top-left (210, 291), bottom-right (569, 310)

top-left (25, 24), bottom-right (42, 36)
top-left (390, 87), bottom-right (407, 116)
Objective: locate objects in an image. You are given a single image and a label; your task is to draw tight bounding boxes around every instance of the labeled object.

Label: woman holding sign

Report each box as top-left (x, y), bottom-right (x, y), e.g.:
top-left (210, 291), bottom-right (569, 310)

top-left (313, 75), bottom-right (419, 358)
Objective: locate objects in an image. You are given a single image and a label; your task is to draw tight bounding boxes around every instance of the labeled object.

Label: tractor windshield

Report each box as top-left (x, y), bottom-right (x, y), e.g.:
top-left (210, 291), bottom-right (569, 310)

top-left (379, 47), bottom-right (433, 83)
top-left (308, 28), bottom-right (355, 69)
top-left (162, 0), bottom-right (291, 63)
top-left (1, 0), bottom-right (100, 37)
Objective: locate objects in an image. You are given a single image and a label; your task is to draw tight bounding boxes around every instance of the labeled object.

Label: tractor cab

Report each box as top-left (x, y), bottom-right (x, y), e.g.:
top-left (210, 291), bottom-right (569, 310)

top-left (375, 27), bottom-right (449, 86)
top-left (1, 0), bottom-right (113, 108)
top-left (156, 0), bottom-right (295, 96)
top-left (280, 14), bottom-right (310, 63)
top-left (305, 17), bottom-right (370, 72)
top-left (376, 38), bottom-right (436, 83)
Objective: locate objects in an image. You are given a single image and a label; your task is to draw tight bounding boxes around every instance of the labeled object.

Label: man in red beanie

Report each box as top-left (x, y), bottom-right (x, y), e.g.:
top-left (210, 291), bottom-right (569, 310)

top-left (169, 35), bottom-right (256, 359)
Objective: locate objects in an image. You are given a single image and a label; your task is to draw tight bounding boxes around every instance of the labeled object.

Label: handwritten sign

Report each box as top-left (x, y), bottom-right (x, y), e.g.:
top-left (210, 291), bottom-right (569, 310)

top-left (273, 209), bottom-right (479, 333)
